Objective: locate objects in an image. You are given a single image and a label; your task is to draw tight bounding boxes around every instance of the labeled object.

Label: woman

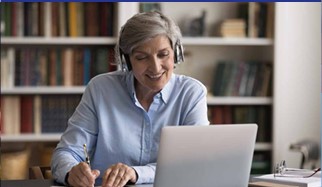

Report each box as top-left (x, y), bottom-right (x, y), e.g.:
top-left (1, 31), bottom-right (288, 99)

top-left (51, 11), bottom-right (209, 187)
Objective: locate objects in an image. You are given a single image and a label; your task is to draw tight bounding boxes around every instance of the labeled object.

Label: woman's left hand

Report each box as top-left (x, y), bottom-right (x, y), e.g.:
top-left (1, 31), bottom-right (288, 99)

top-left (101, 162), bottom-right (137, 187)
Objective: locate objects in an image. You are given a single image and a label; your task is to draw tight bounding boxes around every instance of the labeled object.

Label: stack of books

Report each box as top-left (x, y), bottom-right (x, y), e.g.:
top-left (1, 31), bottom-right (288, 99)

top-left (219, 19), bottom-right (246, 38)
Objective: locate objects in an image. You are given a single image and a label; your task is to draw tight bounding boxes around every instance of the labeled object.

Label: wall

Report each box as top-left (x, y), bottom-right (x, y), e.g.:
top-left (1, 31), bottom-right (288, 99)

top-left (273, 2), bottom-right (321, 168)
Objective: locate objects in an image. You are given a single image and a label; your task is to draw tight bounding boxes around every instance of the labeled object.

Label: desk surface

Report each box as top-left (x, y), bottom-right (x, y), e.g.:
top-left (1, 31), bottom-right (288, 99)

top-left (1, 180), bottom-right (153, 187)
top-left (1, 179), bottom-right (54, 187)
top-left (1, 179), bottom-right (293, 187)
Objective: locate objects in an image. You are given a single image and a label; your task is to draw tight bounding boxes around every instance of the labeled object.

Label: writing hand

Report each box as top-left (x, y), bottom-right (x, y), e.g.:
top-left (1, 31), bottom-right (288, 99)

top-left (102, 163), bottom-right (137, 187)
top-left (67, 162), bottom-right (100, 187)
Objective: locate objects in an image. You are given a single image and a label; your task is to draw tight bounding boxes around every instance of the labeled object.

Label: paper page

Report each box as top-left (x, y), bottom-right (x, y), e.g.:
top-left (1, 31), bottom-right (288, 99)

top-left (254, 170), bottom-right (321, 187)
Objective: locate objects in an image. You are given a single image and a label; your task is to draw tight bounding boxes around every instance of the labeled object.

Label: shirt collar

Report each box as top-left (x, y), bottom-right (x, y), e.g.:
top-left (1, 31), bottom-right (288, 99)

top-left (159, 73), bottom-right (175, 104)
top-left (125, 72), bottom-right (175, 104)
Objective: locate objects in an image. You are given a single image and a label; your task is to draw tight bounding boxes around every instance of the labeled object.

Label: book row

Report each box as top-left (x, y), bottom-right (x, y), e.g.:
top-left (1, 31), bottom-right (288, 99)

top-left (1, 2), bottom-right (114, 37)
top-left (237, 2), bottom-right (274, 38)
top-left (211, 61), bottom-right (272, 97)
top-left (208, 105), bottom-right (271, 142)
top-left (1, 47), bottom-right (117, 88)
top-left (1, 95), bottom-right (82, 134)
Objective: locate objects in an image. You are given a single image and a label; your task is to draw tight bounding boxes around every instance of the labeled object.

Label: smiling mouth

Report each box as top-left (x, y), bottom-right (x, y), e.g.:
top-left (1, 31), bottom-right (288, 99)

top-left (147, 72), bottom-right (164, 80)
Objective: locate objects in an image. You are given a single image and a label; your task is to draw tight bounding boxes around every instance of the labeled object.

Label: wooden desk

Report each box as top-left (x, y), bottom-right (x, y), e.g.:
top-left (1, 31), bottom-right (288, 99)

top-left (1, 179), bottom-right (55, 187)
top-left (0, 180), bottom-right (153, 187)
top-left (1, 179), bottom-right (298, 187)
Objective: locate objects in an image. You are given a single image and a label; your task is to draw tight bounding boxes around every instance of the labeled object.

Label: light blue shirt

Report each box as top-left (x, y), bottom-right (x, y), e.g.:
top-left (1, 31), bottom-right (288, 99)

top-left (51, 71), bottom-right (209, 185)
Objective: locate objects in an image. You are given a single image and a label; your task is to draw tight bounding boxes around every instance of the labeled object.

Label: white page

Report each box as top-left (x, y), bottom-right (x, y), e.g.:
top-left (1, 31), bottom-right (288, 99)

top-left (254, 170), bottom-right (321, 187)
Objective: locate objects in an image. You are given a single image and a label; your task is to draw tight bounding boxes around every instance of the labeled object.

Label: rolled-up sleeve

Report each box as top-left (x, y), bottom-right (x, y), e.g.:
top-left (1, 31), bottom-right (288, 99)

top-left (132, 163), bottom-right (156, 184)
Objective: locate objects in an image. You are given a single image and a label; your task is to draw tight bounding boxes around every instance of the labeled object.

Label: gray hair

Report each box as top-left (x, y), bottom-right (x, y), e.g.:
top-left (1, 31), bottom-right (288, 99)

top-left (115, 11), bottom-right (182, 65)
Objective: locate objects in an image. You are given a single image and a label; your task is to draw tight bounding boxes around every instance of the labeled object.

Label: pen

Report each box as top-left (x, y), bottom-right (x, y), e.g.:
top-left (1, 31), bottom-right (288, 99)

top-left (83, 144), bottom-right (91, 167)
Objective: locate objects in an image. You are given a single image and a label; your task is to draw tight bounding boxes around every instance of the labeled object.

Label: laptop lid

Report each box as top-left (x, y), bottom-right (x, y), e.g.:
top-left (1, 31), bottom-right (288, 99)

top-left (153, 124), bottom-right (258, 187)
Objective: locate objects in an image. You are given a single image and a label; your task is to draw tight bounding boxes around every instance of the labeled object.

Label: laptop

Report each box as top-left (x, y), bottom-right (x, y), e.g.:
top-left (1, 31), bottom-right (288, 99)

top-left (152, 124), bottom-right (258, 187)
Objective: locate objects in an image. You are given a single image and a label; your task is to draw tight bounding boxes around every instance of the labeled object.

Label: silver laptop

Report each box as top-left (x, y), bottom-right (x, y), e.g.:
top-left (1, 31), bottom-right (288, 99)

top-left (153, 124), bottom-right (258, 187)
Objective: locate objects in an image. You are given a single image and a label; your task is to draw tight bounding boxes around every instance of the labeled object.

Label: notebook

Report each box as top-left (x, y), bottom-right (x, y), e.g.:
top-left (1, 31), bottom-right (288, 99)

top-left (253, 169), bottom-right (321, 187)
top-left (152, 124), bottom-right (258, 187)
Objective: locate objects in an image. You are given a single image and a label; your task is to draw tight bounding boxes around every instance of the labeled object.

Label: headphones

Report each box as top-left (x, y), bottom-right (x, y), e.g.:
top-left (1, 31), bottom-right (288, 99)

top-left (119, 41), bottom-right (184, 72)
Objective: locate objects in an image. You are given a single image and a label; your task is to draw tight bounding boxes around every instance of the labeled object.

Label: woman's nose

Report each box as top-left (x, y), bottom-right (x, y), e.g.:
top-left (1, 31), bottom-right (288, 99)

top-left (149, 57), bottom-right (162, 72)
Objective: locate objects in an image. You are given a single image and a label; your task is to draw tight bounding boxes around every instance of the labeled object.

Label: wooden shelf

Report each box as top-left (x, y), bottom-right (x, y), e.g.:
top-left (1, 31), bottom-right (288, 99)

top-left (182, 37), bottom-right (274, 46)
top-left (1, 37), bottom-right (273, 46)
top-left (1, 86), bottom-right (86, 94)
top-left (207, 96), bottom-right (273, 105)
top-left (1, 134), bottom-right (62, 142)
top-left (2, 88), bottom-right (273, 105)
top-left (1, 37), bottom-right (117, 45)
top-left (1, 133), bottom-right (272, 151)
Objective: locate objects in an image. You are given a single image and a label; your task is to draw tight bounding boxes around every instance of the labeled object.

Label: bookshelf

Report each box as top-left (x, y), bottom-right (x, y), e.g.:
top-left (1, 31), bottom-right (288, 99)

top-left (0, 2), bottom-right (122, 180)
top-left (1, 2), bottom-right (320, 179)
top-left (1, 2), bottom-right (273, 175)
top-left (157, 2), bottom-right (274, 174)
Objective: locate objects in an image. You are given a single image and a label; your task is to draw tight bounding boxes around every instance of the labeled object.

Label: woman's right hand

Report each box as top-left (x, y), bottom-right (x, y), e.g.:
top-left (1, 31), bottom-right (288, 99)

top-left (67, 162), bottom-right (100, 187)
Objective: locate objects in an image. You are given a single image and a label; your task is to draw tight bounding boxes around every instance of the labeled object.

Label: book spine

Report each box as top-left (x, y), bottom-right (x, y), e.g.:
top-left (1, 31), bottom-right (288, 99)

top-left (20, 95), bottom-right (34, 133)
top-left (68, 2), bottom-right (77, 37)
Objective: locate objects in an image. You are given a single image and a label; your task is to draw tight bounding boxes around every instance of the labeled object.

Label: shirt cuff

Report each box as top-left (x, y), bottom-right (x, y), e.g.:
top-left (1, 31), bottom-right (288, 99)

top-left (132, 165), bottom-right (155, 184)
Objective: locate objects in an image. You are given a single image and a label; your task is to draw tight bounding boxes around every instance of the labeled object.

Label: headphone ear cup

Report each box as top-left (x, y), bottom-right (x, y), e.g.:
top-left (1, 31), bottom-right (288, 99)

top-left (120, 49), bottom-right (132, 71)
top-left (174, 42), bottom-right (184, 64)
top-left (124, 54), bottom-right (132, 71)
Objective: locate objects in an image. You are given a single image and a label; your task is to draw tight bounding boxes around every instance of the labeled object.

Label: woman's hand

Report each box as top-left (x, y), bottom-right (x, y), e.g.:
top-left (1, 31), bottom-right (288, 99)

top-left (102, 163), bottom-right (137, 187)
top-left (67, 162), bottom-right (100, 187)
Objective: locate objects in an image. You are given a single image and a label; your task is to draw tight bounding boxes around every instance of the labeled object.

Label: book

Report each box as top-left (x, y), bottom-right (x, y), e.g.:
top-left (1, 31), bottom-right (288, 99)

top-left (33, 95), bottom-right (42, 134)
top-left (44, 2), bottom-right (52, 37)
top-left (266, 3), bottom-right (274, 38)
top-left (38, 2), bottom-right (44, 36)
top-left (254, 170), bottom-right (321, 187)
top-left (0, 97), bottom-right (3, 134)
top-left (76, 2), bottom-right (84, 36)
top-left (249, 181), bottom-right (299, 187)
top-left (83, 48), bottom-right (91, 85)
top-left (49, 49), bottom-right (57, 86)
top-left (58, 2), bottom-right (66, 37)
top-left (211, 106), bottom-right (224, 124)
top-left (51, 2), bottom-right (59, 36)
top-left (30, 2), bottom-right (39, 36)
top-left (219, 19), bottom-right (246, 38)
top-left (4, 3), bottom-right (12, 36)
top-left (68, 2), bottom-right (77, 37)
top-left (63, 48), bottom-right (74, 86)
top-left (85, 2), bottom-right (99, 36)
top-left (212, 62), bottom-right (225, 96)
top-left (2, 96), bottom-right (21, 134)
top-left (11, 2), bottom-right (17, 36)
top-left (20, 95), bottom-right (34, 133)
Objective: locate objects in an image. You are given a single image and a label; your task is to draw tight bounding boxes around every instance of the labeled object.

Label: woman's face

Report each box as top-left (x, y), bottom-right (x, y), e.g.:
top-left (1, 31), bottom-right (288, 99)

top-left (130, 35), bottom-right (175, 94)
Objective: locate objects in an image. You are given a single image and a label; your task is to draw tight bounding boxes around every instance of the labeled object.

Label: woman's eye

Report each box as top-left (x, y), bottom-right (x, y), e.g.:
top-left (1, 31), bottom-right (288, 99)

top-left (158, 52), bottom-right (169, 58)
top-left (136, 56), bottom-right (147, 60)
